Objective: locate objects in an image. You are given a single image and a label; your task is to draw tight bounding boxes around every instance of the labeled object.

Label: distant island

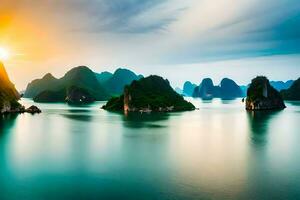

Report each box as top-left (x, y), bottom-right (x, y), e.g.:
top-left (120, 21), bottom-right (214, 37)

top-left (245, 76), bottom-right (286, 110)
top-left (102, 75), bottom-right (195, 113)
top-left (4, 61), bottom-right (300, 110)
top-left (24, 67), bottom-right (142, 104)
top-left (192, 78), bottom-right (243, 99)
top-left (179, 78), bottom-right (294, 99)
top-left (182, 81), bottom-right (197, 96)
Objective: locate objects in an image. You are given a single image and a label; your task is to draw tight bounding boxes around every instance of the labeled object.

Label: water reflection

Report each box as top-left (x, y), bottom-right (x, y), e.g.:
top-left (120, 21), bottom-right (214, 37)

top-left (221, 98), bottom-right (237, 103)
top-left (60, 109), bottom-right (93, 122)
top-left (286, 101), bottom-right (300, 106)
top-left (247, 110), bottom-right (280, 146)
top-left (201, 99), bottom-right (213, 103)
top-left (0, 114), bottom-right (18, 137)
top-left (122, 112), bottom-right (169, 129)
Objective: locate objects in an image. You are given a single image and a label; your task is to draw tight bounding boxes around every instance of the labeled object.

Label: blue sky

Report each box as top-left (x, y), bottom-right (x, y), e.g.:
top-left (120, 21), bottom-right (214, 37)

top-left (1, 0), bottom-right (300, 89)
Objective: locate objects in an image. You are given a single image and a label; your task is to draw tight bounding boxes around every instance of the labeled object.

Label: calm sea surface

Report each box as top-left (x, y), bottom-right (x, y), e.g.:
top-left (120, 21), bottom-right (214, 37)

top-left (0, 98), bottom-right (300, 200)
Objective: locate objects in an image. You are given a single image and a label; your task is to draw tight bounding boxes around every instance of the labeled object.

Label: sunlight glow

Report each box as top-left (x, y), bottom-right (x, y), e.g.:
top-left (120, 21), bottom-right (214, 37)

top-left (0, 47), bottom-right (10, 61)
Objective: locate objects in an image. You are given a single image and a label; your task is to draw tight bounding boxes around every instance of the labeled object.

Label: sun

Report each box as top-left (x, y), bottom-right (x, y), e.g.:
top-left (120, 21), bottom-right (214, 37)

top-left (0, 47), bottom-right (10, 61)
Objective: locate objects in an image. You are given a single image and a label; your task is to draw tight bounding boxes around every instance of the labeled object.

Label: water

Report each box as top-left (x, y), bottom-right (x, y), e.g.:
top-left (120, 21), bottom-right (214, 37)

top-left (0, 98), bottom-right (300, 200)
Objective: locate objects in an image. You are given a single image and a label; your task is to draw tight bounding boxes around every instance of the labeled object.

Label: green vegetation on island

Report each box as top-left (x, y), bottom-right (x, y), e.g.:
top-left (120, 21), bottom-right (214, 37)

top-left (24, 67), bottom-right (143, 104)
top-left (25, 66), bottom-right (109, 104)
top-left (102, 75), bottom-right (195, 112)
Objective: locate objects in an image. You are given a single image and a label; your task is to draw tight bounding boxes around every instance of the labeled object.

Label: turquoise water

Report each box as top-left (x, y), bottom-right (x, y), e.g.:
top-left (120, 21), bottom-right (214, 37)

top-left (1, 98), bottom-right (300, 200)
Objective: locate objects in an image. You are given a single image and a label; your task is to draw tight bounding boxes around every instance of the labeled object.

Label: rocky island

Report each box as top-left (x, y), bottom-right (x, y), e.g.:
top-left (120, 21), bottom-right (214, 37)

top-left (192, 78), bottom-right (243, 99)
top-left (245, 76), bottom-right (286, 110)
top-left (0, 62), bottom-right (41, 114)
top-left (102, 75), bottom-right (195, 113)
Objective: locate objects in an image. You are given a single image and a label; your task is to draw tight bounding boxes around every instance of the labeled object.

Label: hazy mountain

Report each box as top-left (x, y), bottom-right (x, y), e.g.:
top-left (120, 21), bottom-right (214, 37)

top-left (0, 62), bottom-right (22, 113)
top-left (24, 73), bottom-right (59, 98)
top-left (280, 78), bottom-right (300, 100)
top-left (102, 68), bottom-right (143, 95)
top-left (220, 78), bottom-right (243, 99)
top-left (193, 78), bottom-right (218, 99)
top-left (182, 81), bottom-right (197, 96)
top-left (25, 66), bottom-right (109, 103)
top-left (102, 75), bottom-right (195, 112)
top-left (192, 78), bottom-right (244, 99)
top-left (270, 80), bottom-right (294, 91)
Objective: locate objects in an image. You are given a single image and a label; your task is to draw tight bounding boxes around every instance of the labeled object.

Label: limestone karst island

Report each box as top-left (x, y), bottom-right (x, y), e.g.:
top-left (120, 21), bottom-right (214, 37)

top-left (1, 1), bottom-right (300, 200)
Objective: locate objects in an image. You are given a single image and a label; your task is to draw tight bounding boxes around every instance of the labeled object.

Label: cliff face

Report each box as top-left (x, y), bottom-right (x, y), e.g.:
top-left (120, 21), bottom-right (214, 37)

top-left (103, 75), bottom-right (195, 113)
top-left (0, 62), bottom-right (22, 113)
top-left (246, 76), bottom-right (286, 110)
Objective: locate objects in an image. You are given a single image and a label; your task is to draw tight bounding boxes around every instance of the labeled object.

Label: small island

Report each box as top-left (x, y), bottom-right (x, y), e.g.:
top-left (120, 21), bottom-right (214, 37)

top-left (245, 76), bottom-right (286, 110)
top-left (102, 75), bottom-right (195, 113)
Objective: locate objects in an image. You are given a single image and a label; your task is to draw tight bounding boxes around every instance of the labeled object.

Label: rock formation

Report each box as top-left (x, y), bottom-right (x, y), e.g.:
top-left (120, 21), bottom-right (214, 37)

top-left (25, 105), bottom-right (42, 114)
top-left (246, 76), bottom-right (286, 110)
top-left (0, 62), bottom-right (22, 113)
top-left (0, 62), bottom-right (41, 114)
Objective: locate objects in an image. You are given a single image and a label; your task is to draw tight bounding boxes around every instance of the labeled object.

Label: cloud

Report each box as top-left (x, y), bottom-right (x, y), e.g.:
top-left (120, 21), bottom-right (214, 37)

top-left (156, 0), bottom-right (300, 64)
top-left (38, 0), bottom-right (185, 34)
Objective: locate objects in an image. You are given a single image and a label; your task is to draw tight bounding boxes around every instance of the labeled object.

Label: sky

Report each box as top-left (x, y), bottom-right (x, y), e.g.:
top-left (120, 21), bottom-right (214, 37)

top-left (0, 0), bottom-right (300, 90)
